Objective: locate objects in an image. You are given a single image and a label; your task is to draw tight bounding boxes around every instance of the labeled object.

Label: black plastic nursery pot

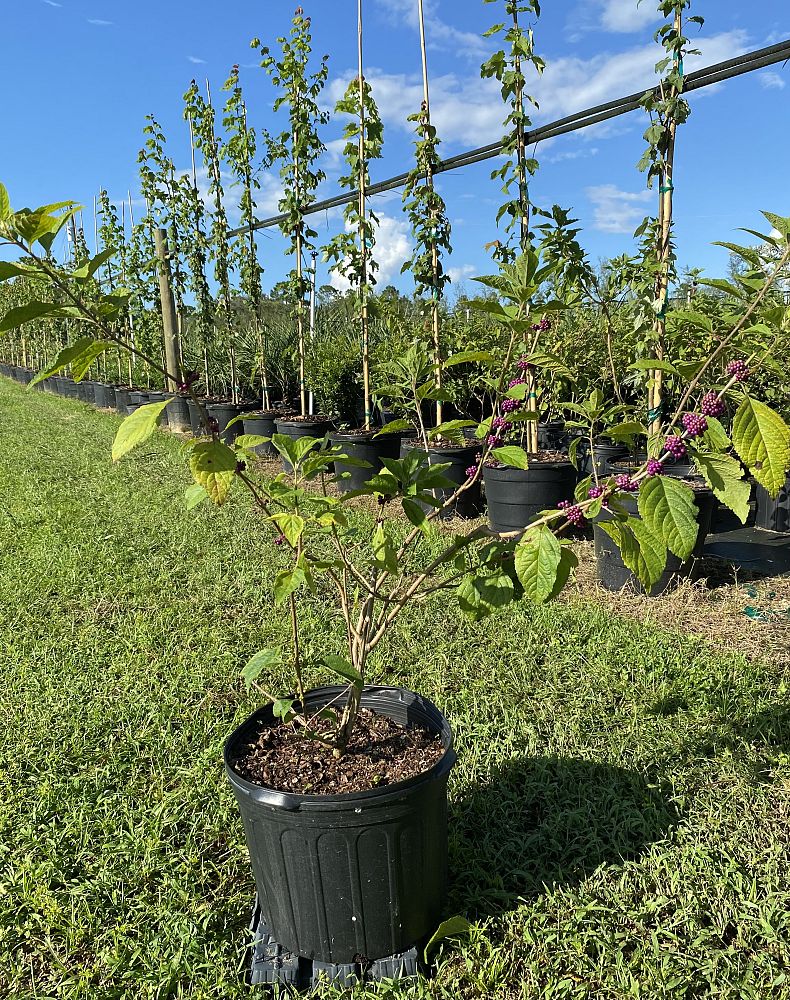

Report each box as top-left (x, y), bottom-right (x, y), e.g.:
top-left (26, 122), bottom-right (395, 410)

top-left (401, 440), bottom-right (482, 519)
top-left (593, 486), bottom-right (717, 596)
top-left (165, 394), bottom-right (192, 433)
top-left (242, 410), bottom-right (295, 456)
top-left (77, 380), bottom-right (96, 405)
top-left (483, 459), bottom-right (577, 533)
top-left (224, 685), bottom-right (456, 966)
top-left (755, 473), bottom-right (790, 533)
top-left (328, 430), bottom-right (405, 492)
top-left (537, 420), bottom-right (570, 452)
top-left (113, 387), bottom-right (132, 415)
top-left (92, 382), bottom-right (113, 409)
top-left (205, 400), bottom-right (258, 443)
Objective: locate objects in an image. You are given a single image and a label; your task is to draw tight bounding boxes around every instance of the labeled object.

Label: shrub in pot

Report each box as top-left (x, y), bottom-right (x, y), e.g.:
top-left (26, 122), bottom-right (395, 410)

top-left (5, 195), bottom-right (790, 977)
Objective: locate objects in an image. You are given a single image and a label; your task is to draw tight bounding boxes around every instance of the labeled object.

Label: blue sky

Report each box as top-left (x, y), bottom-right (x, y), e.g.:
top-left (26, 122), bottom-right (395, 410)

top-left (3, 0), bottom-right (789, 296)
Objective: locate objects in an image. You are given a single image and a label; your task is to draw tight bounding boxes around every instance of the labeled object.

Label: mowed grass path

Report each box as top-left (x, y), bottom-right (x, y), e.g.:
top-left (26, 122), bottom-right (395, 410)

top-left (2, 377), bottom-right (789, 999)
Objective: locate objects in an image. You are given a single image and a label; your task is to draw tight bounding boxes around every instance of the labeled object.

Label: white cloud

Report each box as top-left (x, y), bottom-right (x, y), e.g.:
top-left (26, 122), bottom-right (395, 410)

top-left (87, 18), bottom-right (113, 26)
top-left (188, 56), bottom-right (207, 65)
top-left (760, 71), bottom-right (786, 91)
top-left (447, 264), bottom-right (476, 283)
top-left (326, 31), bottom-right (748, 150)
top-left (329, 212), bottom-right (412, 291)
top-left (42, 1), bottom-right (62, 7)
top-left (374, 0), bottom-right (488, 60)
top-left (599, 0), bottom-right (658, 33)
top-left (586, 184), bottom-right (652, 234)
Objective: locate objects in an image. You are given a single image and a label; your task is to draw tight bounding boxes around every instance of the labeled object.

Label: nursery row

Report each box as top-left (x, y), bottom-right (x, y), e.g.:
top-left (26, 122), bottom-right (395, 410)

top-left (7, 358), bottom-right (789, 597)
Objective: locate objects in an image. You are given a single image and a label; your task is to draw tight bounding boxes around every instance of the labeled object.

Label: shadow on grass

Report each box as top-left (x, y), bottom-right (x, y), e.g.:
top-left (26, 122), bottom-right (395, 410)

top-left (448, 756), bottom-right (678, 917)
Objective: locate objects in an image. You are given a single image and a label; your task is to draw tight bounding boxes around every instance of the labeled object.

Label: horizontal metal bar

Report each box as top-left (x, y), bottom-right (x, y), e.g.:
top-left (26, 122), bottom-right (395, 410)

top-left (228, 38), bottom-right (790, 238)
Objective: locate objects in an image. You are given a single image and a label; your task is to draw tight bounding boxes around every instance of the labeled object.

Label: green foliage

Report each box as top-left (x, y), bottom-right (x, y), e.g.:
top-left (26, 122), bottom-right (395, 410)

top-left (732, 395), bottom-right (790, 498)
top-left (323, 76), bottom-right (384, 295)
top-left (112, 399), bottom-right (172, 462)
top-left (256, 11), bottom-right (329, 301)
top-left (637, 475), bottom-right (698, 561)
top-left (480, 0), bottom-right (544, 258)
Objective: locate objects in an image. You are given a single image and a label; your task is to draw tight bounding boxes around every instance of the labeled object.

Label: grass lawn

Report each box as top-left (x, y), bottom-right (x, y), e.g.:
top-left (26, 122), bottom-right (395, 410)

top-left (2, 376), bottom-right (790, 999)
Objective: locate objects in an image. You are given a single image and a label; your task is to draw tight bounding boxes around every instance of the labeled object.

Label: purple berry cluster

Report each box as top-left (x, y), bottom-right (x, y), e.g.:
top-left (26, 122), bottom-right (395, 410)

top-left (588, 485), bottom-right (604, 499)
top-left (492, 416), bottom-right (508, 431)
top-left (501, 397), bottom-right (521, 414)
top-left (681, 412), bottom-right (708, 438)
top-left (531, 317), bottom-right (552, 332)
top-left (700, 392), bottom-right (725, 418)
top-left (664, 435), bottom-right (687, 460)
top-left (465, 465), bottom-right (478, 478)
top-left (646, 458), bottom-right (663, 477)
top-left (558, 500), bottom-right (585, 527)
top-left (273, 533), bottom-right (286, 546)
top-left (517, 355), bottom-right (534, 373)
top-left (508, 376), bottom-right (526, 389)
top-left (726, 359), bottom-right (750, 382)
top-left (615, 474), bottom-right (639, 493)
top-left (487, 434), bottom-right (504, 448)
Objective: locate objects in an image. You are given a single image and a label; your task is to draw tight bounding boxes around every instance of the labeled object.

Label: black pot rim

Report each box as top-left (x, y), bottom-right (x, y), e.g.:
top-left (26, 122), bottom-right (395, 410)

top-left (483, 459), bottom-right (573, 475)
top-left (224, 684), bottom-right (455, 810)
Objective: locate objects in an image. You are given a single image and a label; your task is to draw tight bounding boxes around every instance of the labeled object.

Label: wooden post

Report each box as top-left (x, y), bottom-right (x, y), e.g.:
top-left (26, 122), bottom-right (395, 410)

top-left (153, 227), bottom-right (182, 391)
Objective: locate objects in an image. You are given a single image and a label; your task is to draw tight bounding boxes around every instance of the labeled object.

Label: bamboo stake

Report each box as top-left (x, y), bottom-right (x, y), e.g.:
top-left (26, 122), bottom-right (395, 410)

top-left (206, 78), bottom-right (237, 403)
top-left (126, 193), bottom-right (136, 386)
top-left (187, 113), bottom-right (212, 399)
top-left (649, 8), bottom-right (682, 437)
top-left (417, 0), bottom-right (442, 428)
top-left (357, 0), bottom-right (371, 429)
top-left (309, 251), bottom-right (317, 415)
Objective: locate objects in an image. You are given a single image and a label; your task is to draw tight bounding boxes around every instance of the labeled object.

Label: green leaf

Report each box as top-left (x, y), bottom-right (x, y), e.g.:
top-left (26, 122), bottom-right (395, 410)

top-left (423, 916), bottom-right (472, 963)
top-left (600, 518), bottom-right (667, 589)
top-left (30, 336), bottom-right (109, 386)
top-left (0, 260), bottom-right (44, 282)
top-left (272, 698), bottom-right (296, 721)
top-left (762, 211), bottom-right (790, 239)
top-left (372, 523), bottom-right (398, 573)
top-left (242, 648), bottom-right (283, 687)
top-left (184, 484), bottom-right (209, 510)
top-left (112, 400), bottom-right (171, 462)
top-left (514, 525), bottom-right (562, 604)
top-left (189, 440), bottom-right (237, 505)
top-left (701, 416), bottom-right (730, 451)
top-left (0, 301), bottom-right (65, 333)
top-left (628, 359), bottom-right (681, 375)
top-left (443, 350), bottom-right (495, 367)
top-left (691, 450), bottom-right (751, 524)
top-left (322, 653), bottom-right (363, 691)
top-left (732, 396), bottom-right (790, 498)
top-left (0, 183), bottom-right (10, 220)
top-left (456, 572), bottom-right (515, 621)
top-left (273, 564), bottom-right (307, 605)
top-left (428, 419), bottom-right (476, 444)
top-left (270, 512), bottom-right (304, 546)
top-left (605, 421), bottom-right (647, 443)
top-left (234, 434), bottom-right (270, 450)
top-left (402, 497), bottom-right (429, 534)
top-left (492, 445), bottom-right (530, 470)
top-left (547, 546), bottom-right (579, 601)
top-left (374, 419), bottom-right (412, 437)
top-left (638, 476), bottom-right (699, 561)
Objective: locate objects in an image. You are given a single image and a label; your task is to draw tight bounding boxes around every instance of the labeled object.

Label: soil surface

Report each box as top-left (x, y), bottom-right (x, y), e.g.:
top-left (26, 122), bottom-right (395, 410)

top-left (232, 707), bottom-right (444, 794)
top-left (276, 414), bottom-right (332, 424)
top-left (402, 439), bottom-right (475, 453)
